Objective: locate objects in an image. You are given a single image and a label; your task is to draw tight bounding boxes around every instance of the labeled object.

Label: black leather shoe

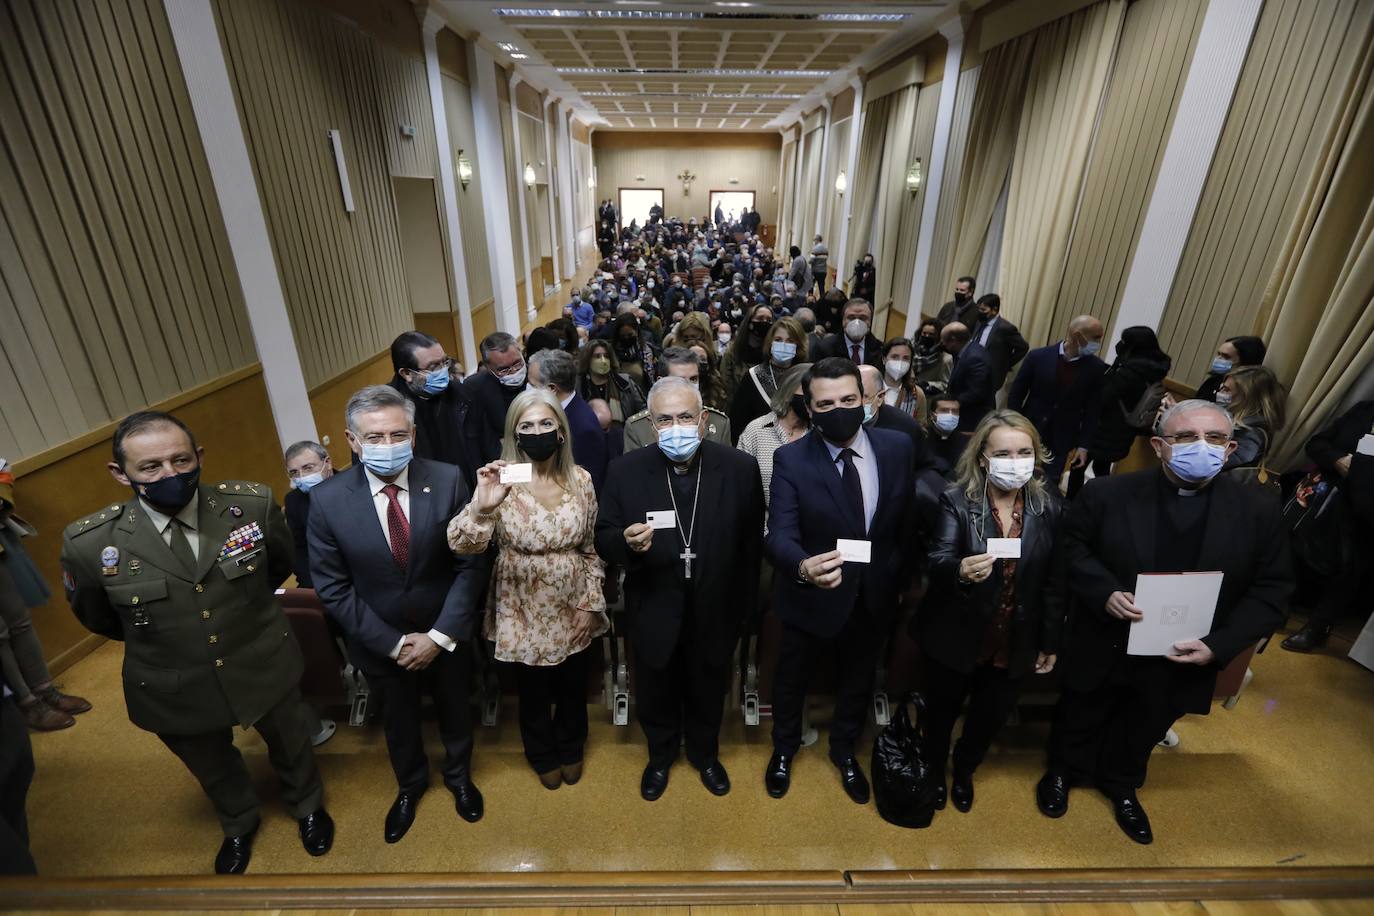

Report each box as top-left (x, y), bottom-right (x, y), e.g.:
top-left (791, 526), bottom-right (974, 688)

top-left (640, 763), bottom-right (670, 801)
top-left (385, 792), bottom-right (421, 843)
top-left (298, 808), bottom-right (334, 857)
top-left (764, 752), bottom-right (792, 798)
top-left (1281, 623), bottom-right (1331, 652)
top-left (452, 780), bottom-right (484, 823)
top-left (933, 783), bottom-right (947, 810)
top-left (834, 755), bottom-right (870, 805)
top-left (214, 829), bottom-right (256, 875)
top-left (1110, 793), bottom-right (1153, 844)
top-left (698, 760), bottom-right (730, 796)
top-left (1036, 772), bottom-right (1069, 818)
top-left (951, 774), bottom-right (974, 812)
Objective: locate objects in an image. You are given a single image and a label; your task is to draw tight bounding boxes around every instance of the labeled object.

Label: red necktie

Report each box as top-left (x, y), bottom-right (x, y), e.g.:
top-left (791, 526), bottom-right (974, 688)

top-left (382, 484), bottom-right (410, 571)
top-left (850, 342), bottom-right (861, 363)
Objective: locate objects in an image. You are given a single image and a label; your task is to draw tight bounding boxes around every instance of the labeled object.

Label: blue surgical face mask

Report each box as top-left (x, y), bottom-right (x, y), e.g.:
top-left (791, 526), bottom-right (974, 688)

top-left (293, 472), bottom-right (325, 492)
top-left (417, 366), bottom-right (449, 395)
top-left (1166, 440), bottom-right (1228, 484)
top-left (1080, 340), bottom-right (1102, 358)
top-left (657, 424), bottom-right (701, 463)
top-left (770, 340), bottom-right (797, 364)
top-left (933, 413), bottom-right (959, 433)
top-left (1210, 357), bottom-right (1233, 375)
top-left (359, 440), bottom-right (413, 477)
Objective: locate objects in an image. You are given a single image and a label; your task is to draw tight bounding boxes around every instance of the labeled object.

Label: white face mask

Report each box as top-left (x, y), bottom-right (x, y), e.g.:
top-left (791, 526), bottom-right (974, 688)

top-left (1215, 390), bottom-right (1233, 406)
top-left (985, 455), bottom-right (1035, 491)
top-left (885, 359), bottom-right (910, 379)
top-left (845, 318), bottom-right (869, 342)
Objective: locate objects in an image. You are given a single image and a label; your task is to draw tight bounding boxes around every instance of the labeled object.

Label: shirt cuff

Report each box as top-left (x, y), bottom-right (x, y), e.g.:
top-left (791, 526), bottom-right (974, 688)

top-left (389, 637), bottom-right (405, 660)
top-left (427, 628), bottom-right (458, 652)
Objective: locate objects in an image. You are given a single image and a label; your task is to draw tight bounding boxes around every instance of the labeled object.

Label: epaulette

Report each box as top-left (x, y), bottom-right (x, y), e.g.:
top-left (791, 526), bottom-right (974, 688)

top-left (213, 480), bottom-right (271, 498)
top-left (705, 406), bottom-right (727, 418)
top-left (627, 409), bottom-right (650, 423)
top-left (66, 502), bottom-right (126, 538)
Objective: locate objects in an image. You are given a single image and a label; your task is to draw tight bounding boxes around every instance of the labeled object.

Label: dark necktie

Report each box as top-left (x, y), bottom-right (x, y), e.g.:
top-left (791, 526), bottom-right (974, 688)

top-left (382, 484), bottom-right (410, 571)
top-left (168, 518), bottom-right (197, 574)
top-left (850, 342), bottom-right (861, 363)
top-left (838, 448), bottom-right (866, 533)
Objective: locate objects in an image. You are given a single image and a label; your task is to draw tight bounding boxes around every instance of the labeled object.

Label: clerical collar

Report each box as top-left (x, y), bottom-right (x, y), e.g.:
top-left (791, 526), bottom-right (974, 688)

top-left (669, 450), bottom-right (702, 476)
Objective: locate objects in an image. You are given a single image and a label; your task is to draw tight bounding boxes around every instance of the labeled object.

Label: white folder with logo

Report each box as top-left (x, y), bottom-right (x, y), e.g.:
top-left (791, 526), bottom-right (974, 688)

top-left (1126, 572), bottom-right (1224, 657)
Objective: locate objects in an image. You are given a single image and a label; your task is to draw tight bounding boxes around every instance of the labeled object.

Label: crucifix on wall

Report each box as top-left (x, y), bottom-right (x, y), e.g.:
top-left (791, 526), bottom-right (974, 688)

top-left (677, 169), bottom-right (696, 196)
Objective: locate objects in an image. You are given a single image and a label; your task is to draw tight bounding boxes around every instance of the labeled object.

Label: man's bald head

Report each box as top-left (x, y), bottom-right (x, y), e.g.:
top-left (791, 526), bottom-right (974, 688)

top-left (858, 364), bottom-right (884, 400)
top-left (1069, 315), bottom-right (1102, 337)
top-left (941, 322), bottom-right (971, 356)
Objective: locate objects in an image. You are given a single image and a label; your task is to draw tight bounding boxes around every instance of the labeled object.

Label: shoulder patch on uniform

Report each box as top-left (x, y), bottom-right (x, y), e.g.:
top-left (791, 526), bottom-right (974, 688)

top-left (627, 409), bottom-right (650, 422)
top-left (66, 504), bottom-right (124, 538)
top-left (705, 407), bottom-right (727, 418)
top-left (214, 480), bottom-right (271, 499)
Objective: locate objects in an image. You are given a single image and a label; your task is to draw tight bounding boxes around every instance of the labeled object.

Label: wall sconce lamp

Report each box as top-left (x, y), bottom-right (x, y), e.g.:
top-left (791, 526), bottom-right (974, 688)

top-left (905, 159), bottom-right (923, 193)
top-left (456, 150), bottom-right (472, 188)
top-left (524, 162), bottom-right (537, 187)
top-left (834, 170), bottom-right (847, 195)
top-left (588, 173), bottom-right (596, 189)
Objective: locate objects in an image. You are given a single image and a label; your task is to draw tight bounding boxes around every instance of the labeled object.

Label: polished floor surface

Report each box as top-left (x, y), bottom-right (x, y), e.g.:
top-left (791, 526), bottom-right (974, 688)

top-left (23, 616), bottom-right (1374, 879)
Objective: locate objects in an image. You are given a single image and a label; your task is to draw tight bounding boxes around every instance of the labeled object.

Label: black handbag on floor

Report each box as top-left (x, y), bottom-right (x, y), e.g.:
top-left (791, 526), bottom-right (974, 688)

top-left (871, 692), bottom-right (939, 828)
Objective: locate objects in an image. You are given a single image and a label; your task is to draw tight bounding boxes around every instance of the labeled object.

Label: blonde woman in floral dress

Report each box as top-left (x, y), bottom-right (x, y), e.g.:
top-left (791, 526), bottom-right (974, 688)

top-left (448, 390), bottom-right (608, 790)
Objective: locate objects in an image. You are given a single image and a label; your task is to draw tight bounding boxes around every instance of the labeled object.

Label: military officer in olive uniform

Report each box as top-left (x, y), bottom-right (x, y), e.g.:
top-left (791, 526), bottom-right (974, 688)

top-left (61, 410), bottom-right (333, 875)
top-left (623, 348), bottom-right (731, 450)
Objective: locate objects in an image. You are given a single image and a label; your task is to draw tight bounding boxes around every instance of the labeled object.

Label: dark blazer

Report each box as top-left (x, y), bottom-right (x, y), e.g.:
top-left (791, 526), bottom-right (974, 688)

top-left (972, 317), bottom-right (1029, 391)
top-left (1008, 344), bottom-right (1108, 461)
top-left (936, 298), bottom-right (980, 329)
top-left (918, 485), bottom-right (1064, 678)
top-left (1059, 470), bottom-right (1292, 714)
top-left (928, 429), bottom-right (972, 475)
top-left (947, 343), bottom-right (996, 431)
top-left (283, 487), bottom-right (313, 589)
top-left (765, 427), bottom-right (917, 638)
top-left (388, 375), bottom-right (483, 489)
top-left (810, 331), bottom-right (885, 370)
top-left (872, 405), bottom-right (940, 475)
top-left (462, 370), bottom-right (521, 465)
top-left (306, 460), bottom-right (491, 675)
top-left (565, 392), bottom-right (610, 496)
top-left (594, 441), bottom-right (765, 669)
top-left (1087, 353), bottom-right (1171, 461)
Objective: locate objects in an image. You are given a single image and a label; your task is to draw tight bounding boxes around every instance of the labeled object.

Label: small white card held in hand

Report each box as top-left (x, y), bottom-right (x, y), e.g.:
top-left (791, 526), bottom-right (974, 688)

top-left (836, 539), bottom-right (871, 563)
top-left (646, 510), bottom-right (677, 530)
top-left (1357, 434), bottom-right (1374, 457)
top-left (1126, 571), bottom-right (1224, 656)
top-left (499, 463), bottom-right (533, 484)
top-left (986, 538), bottom-right (1022, 559)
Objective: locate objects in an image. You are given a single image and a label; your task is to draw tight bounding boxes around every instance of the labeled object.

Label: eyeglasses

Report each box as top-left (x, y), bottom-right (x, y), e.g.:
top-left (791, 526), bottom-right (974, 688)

top-left (288, 460), bottom-right (325, 477)
top-left (415, 357), bottom-right (455, 374)
top-left (491, 358), bottom-right (526, 378)
top-left (1161, 432), bottom-right (1231, 446)
top-left (651, 412), bottom-right (701, 429)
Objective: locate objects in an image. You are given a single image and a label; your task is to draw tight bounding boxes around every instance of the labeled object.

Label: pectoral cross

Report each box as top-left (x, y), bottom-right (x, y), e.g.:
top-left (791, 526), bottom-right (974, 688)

top-left (680, 547), bottom-right (696, 579)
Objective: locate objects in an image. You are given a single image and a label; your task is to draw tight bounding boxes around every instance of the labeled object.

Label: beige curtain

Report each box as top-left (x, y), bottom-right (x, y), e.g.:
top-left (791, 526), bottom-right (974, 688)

top-left (997, 0), bottom-right (1125, 348)
top-left (922, 65), bottom-right (980, 319)
top-left (846, 91), bottom-right (896, 280)
top-left (881, 83), bottom-right (941, 331)
top-left (1258, 24), bottom-right (1374, 470)
top-left (943, 38), bottom-right (1034, 292)
top-left (1050, 0), bottom-right (1206, 344)
top-left (866, 84), bottom-right (921, 330)
top-left (1158, 0), bottom-right (1374, 383)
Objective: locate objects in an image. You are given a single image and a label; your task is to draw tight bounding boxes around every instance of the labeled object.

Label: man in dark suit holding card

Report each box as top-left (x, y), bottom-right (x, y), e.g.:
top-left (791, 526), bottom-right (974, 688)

top-left (308, 385), bottom-right (491, 843)
top-left (1039, 399), bottom-right (1291, 844)
top-left (762, 357), bottom-right (918, 804)
top-left (596, 377), bottom-right (765, 801)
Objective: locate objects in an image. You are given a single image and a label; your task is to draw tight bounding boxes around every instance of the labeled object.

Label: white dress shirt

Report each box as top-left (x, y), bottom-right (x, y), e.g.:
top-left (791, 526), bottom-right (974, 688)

top-left (1057, 339), bottom-right (1082, 362)
top-left (823, 427), bottom-right (879, 532)
top-left (363, 466), bottom-right (457, 658)
top-left (977, 315), bottom-right (998, 348)
top-left (140, 494), bottom-right (202, 561)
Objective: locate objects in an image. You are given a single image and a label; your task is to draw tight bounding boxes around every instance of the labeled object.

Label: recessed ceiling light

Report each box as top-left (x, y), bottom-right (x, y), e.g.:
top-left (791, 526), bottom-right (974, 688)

top-left (558, 67), bottom-right (830, 78)
top-left (510, 52), bottom-right (528, 59)
top-left (714, 1), bottom-right (754, 6)
top-left (497, 42), bottom-right (518, 51)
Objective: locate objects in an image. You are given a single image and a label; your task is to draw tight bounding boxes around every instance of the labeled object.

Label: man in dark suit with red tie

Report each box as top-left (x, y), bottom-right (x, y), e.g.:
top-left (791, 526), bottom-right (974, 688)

top-left (308, 386), bottom-right (491, 844)
top-left (763, 358), bottom-right (918, 804)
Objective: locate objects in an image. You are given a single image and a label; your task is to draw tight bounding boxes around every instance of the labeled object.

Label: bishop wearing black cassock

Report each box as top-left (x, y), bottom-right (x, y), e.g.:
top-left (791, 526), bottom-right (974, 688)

top-left (596, 377), bottom-right (765, 801)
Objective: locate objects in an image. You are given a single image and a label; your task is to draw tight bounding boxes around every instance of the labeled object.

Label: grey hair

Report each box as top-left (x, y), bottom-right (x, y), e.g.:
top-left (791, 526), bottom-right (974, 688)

top-left (284, 440), bottom-right (328, 463)
top-left (345, 385), bottom-right (415, 432)
top-left (1155, 398), bottom-right (1234, 436)
top-left (529, 348), bottom-right (577, 393)
top-left (647, 375), bottom-right (703, 415)
top-left (479, 331), bottom-right (518, 360)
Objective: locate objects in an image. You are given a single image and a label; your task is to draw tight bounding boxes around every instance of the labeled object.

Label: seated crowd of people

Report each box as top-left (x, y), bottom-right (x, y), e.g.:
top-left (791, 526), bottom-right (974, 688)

top-left (4, 207), bottom-right (1369, 880)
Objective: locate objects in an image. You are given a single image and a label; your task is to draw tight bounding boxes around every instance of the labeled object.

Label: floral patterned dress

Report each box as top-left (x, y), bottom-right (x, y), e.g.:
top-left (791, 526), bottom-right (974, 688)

top-left (447, 465), bottom-right (608, 666)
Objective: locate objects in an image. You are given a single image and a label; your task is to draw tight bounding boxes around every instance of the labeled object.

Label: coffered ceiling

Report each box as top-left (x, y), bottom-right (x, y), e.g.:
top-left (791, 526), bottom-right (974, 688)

top-left (438, 2), bottom-right (952, 131)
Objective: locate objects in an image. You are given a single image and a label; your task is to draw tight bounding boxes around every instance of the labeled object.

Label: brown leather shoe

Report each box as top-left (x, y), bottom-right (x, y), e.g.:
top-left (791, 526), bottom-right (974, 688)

top-left (20, 698), bottom-right (75, 731)
top-left (38, 686), bottom-right (92, 715)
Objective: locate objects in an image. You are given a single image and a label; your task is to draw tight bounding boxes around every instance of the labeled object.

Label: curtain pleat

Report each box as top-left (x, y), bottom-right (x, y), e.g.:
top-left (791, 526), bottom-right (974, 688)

top-left (846, 92), bottom-right (895, 280)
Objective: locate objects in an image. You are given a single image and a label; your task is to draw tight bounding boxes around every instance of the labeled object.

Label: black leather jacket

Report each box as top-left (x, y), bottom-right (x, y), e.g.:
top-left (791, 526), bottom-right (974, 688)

top-left (915, 482), bottom-right (1065, 678)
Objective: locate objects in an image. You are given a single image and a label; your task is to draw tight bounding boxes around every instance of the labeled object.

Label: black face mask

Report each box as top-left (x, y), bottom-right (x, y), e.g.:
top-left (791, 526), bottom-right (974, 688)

top-left (517, 430), bottom-right (561, 462)
top-left (811, 405), bottom-right (864, 444)
top-left (789, 393), bottom-right (809, 421)
top-left (954, 291), bottom-right (969, 303)
top-left (748, 321), bottom-right (770, 339)
top-left (919, 335), bottom-right (938, 348)
top-left (132, 466), bottom-right (201, 514)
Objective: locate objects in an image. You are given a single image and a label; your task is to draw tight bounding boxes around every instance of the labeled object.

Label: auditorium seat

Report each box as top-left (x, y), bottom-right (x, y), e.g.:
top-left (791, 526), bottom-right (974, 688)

top-left (276, 587), bottom-right (363, 721)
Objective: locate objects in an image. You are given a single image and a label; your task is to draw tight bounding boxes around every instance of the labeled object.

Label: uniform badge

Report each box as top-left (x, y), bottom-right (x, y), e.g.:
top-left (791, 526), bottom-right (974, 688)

top-left (229, 506), bottom-right (243, 518)
top-left (131, 608), bottom-right (150, 628)
top-left (62, 569), bottom-right (76, 592)
top-left (101, 545), bottom-right (120, 577)
top-left (128, 558), bottom-right (142, 576)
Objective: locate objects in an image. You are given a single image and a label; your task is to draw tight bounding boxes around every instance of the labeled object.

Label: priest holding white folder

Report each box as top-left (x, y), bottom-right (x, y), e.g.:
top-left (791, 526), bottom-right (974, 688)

top-left (1038, 399), bottom-right (1292, 845)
